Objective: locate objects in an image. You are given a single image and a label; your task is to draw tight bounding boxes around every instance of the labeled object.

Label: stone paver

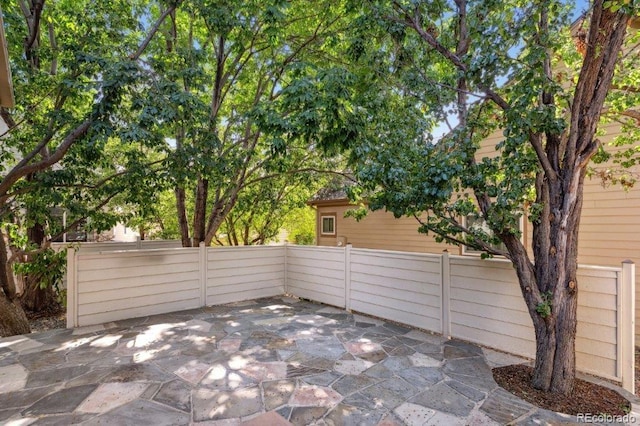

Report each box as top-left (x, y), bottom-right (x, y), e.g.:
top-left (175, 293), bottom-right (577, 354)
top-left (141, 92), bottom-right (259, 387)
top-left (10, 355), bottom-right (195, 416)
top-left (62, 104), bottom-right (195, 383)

top-left (0, 296), bottom-right (638, 425)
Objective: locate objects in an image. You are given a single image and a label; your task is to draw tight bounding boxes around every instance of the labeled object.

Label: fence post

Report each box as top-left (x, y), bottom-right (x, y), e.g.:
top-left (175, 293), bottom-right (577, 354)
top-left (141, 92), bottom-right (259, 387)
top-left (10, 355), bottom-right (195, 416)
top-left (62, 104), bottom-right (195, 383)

top-left (441, 250), bottom-right (451, 339)
top-left (345, 244), bottom-right (352, 311)
top-left (620, 260), bottom-right (635, 394)
top-left (199, 242), bottom-right (207, 307)
top-left (136, 235), bottom-right (141, 249)
top-left (66, 247), bottom-right (78, 328)
top-left (284, 242), bottom-right (288, 295)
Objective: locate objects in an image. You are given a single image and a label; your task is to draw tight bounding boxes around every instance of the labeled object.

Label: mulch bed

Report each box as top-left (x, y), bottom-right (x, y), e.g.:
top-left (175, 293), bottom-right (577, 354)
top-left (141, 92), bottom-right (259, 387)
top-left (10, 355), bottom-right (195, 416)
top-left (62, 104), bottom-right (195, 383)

top-left (26, 306), bottom-right (66, 333)
top-left (493, 364), bottom-right (630, 416)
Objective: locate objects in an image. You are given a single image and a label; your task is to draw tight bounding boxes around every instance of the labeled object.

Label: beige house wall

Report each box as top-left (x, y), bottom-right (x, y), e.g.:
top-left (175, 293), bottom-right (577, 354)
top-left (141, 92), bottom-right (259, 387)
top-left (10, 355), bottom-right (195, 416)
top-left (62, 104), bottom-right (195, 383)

top-left (314, 203), bottom-right (459, 254)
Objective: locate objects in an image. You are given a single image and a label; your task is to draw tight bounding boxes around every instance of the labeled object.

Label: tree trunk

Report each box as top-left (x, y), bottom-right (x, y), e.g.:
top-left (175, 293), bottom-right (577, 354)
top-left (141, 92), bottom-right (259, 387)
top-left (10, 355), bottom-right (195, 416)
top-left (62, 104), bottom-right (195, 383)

top-left (193, 177), bottom-right (208, 245)
top-left (0, 292), bottom-right (30, 337)
top-left (19, 277), bottom-right (58, 313)
top-left (20, 221), bottom-right (59, 313)
top-left (0, 229), bottom-right (30, 336)
top-left (175, 187), bottom-right (191, 247)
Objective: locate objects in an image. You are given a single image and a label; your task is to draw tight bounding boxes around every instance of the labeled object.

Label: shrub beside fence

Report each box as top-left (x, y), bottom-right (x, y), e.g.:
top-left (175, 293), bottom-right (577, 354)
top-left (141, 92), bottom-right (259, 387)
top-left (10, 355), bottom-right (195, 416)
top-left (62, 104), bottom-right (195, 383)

top-left (65, 244), bottom-right (635, 392)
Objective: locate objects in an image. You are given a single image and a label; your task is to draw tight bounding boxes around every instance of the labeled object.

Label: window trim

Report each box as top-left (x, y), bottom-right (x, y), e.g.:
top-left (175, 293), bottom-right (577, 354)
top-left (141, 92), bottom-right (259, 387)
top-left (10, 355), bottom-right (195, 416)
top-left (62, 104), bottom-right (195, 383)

top-left (320, 213), bottom-right (337, 236)
top-left (461, 215), bottom-right (524, 256)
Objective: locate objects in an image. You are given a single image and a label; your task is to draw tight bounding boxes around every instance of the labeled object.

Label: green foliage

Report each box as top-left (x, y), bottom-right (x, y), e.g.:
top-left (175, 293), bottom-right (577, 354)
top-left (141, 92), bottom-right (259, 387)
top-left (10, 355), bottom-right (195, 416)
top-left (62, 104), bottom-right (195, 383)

top-left (535, 291), bottom-right (553, 318)
top-left (283, 207), bottom-right (317, 246)
top-left (13, 249), bottom-right (67, 294)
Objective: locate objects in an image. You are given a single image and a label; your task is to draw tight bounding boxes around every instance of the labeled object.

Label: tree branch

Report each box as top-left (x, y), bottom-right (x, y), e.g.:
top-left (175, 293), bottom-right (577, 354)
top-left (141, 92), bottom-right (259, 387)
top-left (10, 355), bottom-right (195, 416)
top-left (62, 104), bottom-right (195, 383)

top-left (0, 120), bottom-right (91, 197)
top-left (130, 3), bottom-right (180, 60)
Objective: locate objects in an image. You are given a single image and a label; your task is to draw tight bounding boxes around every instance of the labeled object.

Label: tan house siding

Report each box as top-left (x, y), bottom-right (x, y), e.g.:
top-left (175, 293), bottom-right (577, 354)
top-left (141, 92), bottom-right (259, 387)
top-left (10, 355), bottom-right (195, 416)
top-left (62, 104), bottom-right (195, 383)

top-left (314, 204), bottom-right (458, 253)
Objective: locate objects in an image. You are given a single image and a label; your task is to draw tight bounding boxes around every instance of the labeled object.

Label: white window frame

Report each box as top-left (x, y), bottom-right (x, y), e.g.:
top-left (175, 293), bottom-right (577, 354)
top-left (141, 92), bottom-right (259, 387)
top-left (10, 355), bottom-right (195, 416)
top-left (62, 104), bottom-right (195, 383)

top-left (461, 215), bottom-right (524, 256)
top-left (320, 214), bottom-right (336, 236)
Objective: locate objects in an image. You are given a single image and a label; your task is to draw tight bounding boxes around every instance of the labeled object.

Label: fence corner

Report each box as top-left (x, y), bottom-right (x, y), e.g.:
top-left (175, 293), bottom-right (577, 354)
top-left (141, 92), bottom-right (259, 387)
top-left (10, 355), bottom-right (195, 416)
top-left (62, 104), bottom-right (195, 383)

top-left (441, 250), bottom-right (451, 339)
top-left (199, 242), bottom-right (207, 307)
top-left (620, 260), bottom-right (635, 394)
top-left (66, 247), bottom-right (77, 328)
top-left (283, 242), bottom-right (288, 295)
top-left (345, 243), bottom-right (352, 311)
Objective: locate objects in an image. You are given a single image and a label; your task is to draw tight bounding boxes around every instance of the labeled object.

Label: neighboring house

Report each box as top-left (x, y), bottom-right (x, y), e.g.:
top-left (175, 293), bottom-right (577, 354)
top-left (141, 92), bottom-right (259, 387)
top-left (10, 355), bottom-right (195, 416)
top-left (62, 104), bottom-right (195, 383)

top-left (109, 222), bottom-right (140, 242)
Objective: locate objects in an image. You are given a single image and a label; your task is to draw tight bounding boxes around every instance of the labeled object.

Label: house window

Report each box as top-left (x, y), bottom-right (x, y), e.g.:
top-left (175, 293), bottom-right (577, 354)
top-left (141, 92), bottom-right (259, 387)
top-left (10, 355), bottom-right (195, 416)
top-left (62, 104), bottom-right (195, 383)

top-left (462, 215), bottom-right (523, 255)
top-left (321, 214), bottom-right (336, 236)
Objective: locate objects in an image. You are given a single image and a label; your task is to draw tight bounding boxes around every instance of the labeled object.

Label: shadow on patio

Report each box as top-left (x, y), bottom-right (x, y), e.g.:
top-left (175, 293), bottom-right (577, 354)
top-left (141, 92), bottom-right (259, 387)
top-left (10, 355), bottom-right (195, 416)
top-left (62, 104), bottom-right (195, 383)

top-left (1, 296), bottom-right (580, 425)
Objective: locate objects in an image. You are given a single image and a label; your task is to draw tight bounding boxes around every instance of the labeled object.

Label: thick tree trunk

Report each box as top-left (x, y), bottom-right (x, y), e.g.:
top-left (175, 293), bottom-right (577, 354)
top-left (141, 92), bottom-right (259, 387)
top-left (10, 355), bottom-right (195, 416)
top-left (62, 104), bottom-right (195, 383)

top-left (0, 230), bottom-right (30, 336)
top-left (0, 292), bottom-right (30, 337)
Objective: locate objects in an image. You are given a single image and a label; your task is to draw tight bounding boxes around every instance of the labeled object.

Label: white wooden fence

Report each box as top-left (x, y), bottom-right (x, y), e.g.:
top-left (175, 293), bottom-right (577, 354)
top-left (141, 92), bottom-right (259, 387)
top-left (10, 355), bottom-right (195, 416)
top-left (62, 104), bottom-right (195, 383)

top-left (65, 244), bottom-right (635, 392)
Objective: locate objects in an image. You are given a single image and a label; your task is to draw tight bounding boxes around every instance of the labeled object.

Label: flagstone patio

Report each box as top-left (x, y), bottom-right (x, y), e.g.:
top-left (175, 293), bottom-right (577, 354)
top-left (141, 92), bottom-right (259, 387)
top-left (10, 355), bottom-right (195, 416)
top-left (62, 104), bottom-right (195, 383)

top-left (0, 296), bottom-right (627, 425)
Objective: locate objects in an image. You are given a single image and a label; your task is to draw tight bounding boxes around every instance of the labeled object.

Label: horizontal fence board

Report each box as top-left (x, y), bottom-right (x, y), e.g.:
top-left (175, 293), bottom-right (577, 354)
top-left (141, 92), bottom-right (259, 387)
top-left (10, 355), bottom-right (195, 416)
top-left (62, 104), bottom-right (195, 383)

top-left (351, 273), bottom-right (441, 297)
top-left (286, 271), bottom-right (344, 290)
top-left (451, 323), bottom-right (536, 358)
top-left (207, 271), bottom-right (284, 288)
top-left (78, 262), bottom-right (199, 283)
top-left (576, 335), bottom-right (617, 360)
top-left (285, 256), bottom-right (345, 271)
top-left (79, 279), bottom-right (199, 303)
top-left (451, 288), bottom-right (527, 313)
top-left (350, 291), bottom-right (437, 320)
top-left (286, 264), bottom-right (344, 281)
top-left (207, 279), bottom-right (284, 295)
top-left (208, 246), bottom-right (284, 257)
top-left (79, 298), bottom-right (200, 326)
top-left (576, 353), bottom-right (618, 381)
top-left (452, 311), bottom-right (535, 343)
top-left (350, 263), bottom-right (430, 284)
top-left (577, 306), bottom-right (617, 327)
top-left (206, 287), bottom-right (284, 306)
top-left (450, 299), bottom-right (532, 328)
top-left (208, 263), bottom-right (284, 278)
top-left (578, 292), bottom-right (617, 310)
top-left (207, 257), bottom-right (284, 270)
top-left (350, 299), bottom-right (439, 333)
top-left (282, 286), bottom-right (345, 308)
top-left (140, 241), bottom-right (183, 249)
top-left (450, 275), bottom-right (522, 297)
top-left (78, 270), bottom-right (200, 293)
top-left (287, 281), bottom-right (345, 299)
top-left (78, 288), bottom-right (201, 317)
top-left (287, 246), bottom-right (344, 262)
top-left (351, 280), bottom-right (440, 310)
top-left (351, 252), bottom-right (441, 274)
top-left (78, 250), bottom-right (199, 270)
